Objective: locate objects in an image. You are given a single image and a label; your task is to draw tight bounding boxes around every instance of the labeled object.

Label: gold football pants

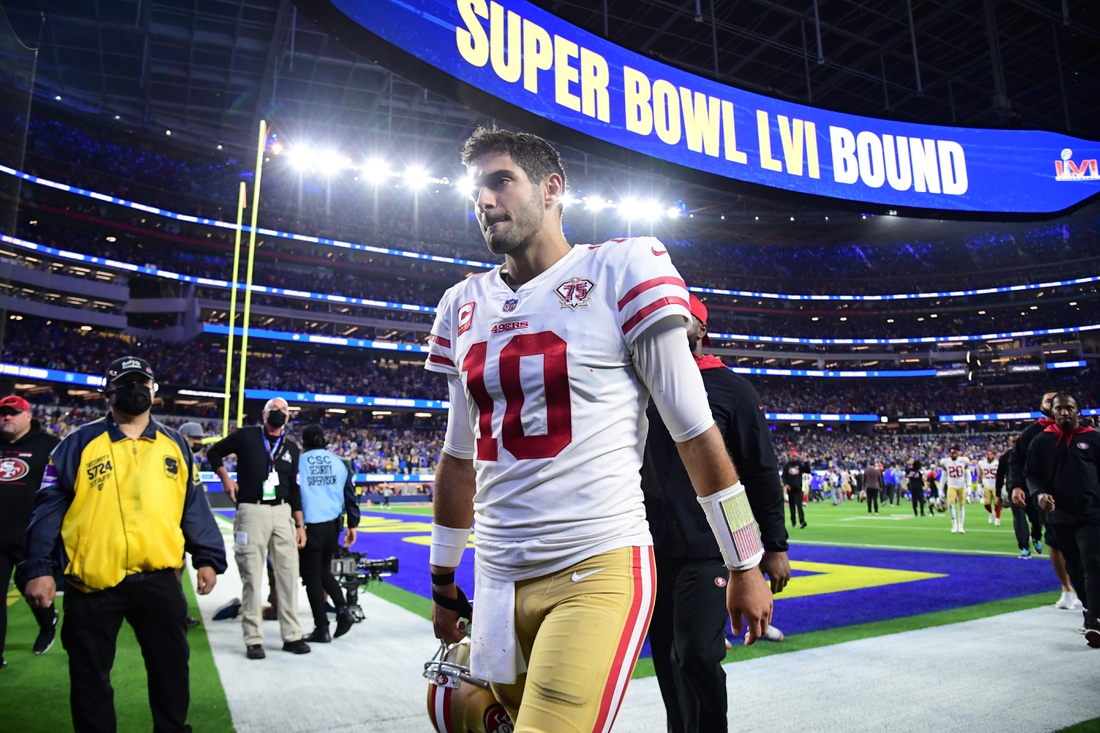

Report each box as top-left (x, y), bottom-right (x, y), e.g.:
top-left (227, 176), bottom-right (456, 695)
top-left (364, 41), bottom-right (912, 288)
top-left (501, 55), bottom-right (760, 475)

top-left (491, 545), bottom-right (656, 733)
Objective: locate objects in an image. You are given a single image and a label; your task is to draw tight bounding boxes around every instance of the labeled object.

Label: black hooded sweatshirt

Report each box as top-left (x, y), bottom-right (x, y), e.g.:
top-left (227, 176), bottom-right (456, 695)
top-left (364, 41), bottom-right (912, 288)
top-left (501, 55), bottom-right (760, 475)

top-left (0, 421), bottom-right (60, 555)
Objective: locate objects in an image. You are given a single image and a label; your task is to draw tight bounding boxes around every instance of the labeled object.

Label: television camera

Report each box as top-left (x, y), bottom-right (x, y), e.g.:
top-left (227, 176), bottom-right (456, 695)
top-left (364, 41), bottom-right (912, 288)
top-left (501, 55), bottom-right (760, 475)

top-left (329, 546), bottom-right (399, 623)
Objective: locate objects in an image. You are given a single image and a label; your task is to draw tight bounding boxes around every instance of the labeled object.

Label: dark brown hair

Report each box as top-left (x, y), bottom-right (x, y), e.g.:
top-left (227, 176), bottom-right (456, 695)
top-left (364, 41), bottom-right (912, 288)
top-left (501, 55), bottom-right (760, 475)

top-left (461, 127), bottom-right (567, 195)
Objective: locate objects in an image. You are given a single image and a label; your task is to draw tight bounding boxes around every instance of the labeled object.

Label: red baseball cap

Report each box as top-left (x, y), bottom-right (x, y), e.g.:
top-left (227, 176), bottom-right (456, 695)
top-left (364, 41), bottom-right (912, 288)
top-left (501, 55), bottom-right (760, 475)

top-left (0, 395), bottom-right (31, 413)
top-left (688, 294), bottom-right (712, 347)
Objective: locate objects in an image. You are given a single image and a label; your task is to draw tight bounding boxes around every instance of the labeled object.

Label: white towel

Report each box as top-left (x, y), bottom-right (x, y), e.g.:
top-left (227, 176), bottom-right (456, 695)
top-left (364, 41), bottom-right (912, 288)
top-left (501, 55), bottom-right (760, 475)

top-left (470, 574), bottom-right (526, 684)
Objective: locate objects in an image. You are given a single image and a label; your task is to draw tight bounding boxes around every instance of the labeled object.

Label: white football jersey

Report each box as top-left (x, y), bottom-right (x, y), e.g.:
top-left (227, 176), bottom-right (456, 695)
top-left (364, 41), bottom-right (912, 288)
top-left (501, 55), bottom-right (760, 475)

top-left (426, 237), bottom-right (693, 581)
top-left (977, 459), bottom-right (998, 489)
top-left (939, 456), bottom-right (971, 489)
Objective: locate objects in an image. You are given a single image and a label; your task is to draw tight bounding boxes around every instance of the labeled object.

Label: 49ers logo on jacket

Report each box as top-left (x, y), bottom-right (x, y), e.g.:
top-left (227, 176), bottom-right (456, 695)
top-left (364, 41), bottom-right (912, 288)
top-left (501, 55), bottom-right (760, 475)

top-left (555, 277), bottom-right (595, 310)
top-left (0, 457), bottom-right (29, 481)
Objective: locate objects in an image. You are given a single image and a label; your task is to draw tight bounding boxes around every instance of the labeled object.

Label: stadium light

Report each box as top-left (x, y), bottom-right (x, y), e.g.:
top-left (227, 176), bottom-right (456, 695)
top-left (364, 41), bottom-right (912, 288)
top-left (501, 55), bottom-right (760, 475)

top-left (362, 158), bottom-right (392, 186)
top-left (287, 146), bottom-right (312, 172)
top-left (584, 196), bottom-right (609, 212)
top-left (316, 149), bottom-right (344, 176)
top-left (560, 192), bottom-right (577, 207)
top-left (270, 142), bottom-right (283, 155)
top-left (666, 206), bottom-right (681, 219)
top-left (404, 166), bottom-right (430, 189)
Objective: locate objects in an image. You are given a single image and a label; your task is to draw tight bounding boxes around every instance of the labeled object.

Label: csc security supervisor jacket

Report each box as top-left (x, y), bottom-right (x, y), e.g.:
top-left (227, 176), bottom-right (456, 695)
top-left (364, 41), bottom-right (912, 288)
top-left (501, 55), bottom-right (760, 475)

top-left (20, 414), bottom-right (227, 592)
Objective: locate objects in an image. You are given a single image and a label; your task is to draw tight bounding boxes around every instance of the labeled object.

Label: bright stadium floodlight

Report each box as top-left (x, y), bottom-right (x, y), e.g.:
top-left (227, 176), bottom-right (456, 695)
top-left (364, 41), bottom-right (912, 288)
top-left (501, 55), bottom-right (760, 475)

top-left (361, 158), bottom-right (392, 185)
top-left (584, 196), bottom-right (608, 212)
top-left (667, 206), bottom-right (681, 219)
top-left (287, 146), bottom-right (312, 172)
top-left (619, 198), bottom-right (646, 220)
top-left (316, 149), bottom-right (343, 176)
top-left (404, 166), bottom-right (430, 189)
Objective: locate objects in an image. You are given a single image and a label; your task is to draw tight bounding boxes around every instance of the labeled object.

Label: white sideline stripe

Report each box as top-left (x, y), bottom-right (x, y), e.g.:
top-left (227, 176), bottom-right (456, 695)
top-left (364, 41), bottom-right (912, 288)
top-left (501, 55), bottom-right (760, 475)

top-left (613, 605), bottom-right (1100, 732)
top-left (789, 539), bottom-right (1019, 557)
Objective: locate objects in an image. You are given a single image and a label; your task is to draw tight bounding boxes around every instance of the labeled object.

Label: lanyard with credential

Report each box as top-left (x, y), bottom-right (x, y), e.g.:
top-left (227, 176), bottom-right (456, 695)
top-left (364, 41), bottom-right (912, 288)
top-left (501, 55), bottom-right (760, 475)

top-left (261, 432), bottom-right (285, 501)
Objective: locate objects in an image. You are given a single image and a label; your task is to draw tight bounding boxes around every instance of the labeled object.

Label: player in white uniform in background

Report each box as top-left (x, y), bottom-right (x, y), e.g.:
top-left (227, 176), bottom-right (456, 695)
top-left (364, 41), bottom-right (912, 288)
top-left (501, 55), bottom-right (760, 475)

top-left (425, 128), bottom-right (773, 732)
top-left (940, 448), bottom-right (971, 533)
top-left (978, 450), bottom-right (1002, 526)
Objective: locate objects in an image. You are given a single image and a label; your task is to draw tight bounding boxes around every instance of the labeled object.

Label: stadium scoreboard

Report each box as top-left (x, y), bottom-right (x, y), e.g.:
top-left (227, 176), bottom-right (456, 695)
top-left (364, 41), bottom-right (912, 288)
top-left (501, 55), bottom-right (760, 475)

top-left (311, 0), bottom-right (1100, 219)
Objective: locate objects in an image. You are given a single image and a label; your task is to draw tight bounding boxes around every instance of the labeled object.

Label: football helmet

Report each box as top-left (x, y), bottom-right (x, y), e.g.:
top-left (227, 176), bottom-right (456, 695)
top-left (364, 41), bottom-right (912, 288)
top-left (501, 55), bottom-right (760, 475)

top-left (425, 639), bottom-right (513, 733)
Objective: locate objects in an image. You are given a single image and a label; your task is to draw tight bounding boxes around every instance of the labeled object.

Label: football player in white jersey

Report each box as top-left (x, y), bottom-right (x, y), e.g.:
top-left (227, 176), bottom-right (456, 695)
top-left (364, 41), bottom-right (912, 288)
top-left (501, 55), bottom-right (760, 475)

top-left (940, 447), bottom-right (971, 533)
top-left (425, 129), bottom-right (773, 732)
top-left (977, 450), bottom-right (1002, 526)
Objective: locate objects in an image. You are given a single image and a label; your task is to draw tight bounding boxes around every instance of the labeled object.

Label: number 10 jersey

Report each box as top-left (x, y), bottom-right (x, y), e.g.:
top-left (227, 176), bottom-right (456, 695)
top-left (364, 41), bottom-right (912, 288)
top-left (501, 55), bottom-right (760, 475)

top-left (425, 237), bottom-right (695, 581)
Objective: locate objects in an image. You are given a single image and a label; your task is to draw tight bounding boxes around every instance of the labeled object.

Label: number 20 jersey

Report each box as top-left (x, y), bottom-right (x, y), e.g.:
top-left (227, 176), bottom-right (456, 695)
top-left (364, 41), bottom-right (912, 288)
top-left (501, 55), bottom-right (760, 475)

top-left (939, 456), bottom-right (970, 489)
top-left (425, 237), bottom-right (695, 581)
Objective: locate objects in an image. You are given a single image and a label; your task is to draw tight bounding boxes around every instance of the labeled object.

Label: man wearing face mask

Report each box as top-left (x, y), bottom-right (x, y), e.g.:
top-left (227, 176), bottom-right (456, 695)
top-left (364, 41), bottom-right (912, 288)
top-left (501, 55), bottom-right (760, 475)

top-left (0, 395), bottom-right (61, 668)
top-left (21, 356), bottom-right (226, 732)
top-left (206, 398), bottom-right (308, 659)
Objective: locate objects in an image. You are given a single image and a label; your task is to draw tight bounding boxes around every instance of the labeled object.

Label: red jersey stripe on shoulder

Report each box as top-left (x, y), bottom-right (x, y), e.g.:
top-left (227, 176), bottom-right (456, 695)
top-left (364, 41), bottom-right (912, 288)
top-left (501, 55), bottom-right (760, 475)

top-left (427, 354), bottom-right (455, 367)
top-left (427, 333), bottom-right (451, 348)
top-left (617, 276), bottom-right (687, 311)
top-left (621, 296), bottom-right (690, 335)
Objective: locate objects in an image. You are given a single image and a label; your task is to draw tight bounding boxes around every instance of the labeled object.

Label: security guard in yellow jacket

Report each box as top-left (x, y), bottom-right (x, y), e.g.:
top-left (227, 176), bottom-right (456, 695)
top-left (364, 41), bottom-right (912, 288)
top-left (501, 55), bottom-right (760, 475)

top-left (21, 356), bottom-right (227, 733)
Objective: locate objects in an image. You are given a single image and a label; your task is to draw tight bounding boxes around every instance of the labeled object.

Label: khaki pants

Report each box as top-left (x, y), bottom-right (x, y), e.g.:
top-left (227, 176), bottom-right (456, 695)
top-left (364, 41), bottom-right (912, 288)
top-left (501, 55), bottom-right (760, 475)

top-left (234, 502), bottom-right (302, 646)
top-left (491, 546), bottom-right (656, 733)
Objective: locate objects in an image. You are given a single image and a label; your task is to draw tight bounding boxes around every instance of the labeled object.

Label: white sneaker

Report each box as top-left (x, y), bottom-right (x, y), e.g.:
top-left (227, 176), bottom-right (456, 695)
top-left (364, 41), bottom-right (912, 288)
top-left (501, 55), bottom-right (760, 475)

top-left (1056, 592), bottom-right (1079, 610)
top-left (762, 625), bottom-right (785, 642)
top-left (951, 523), bottom-right (958, 534)
top-left (988, 514), bottom-right (994, 524)
top-left (960, 527), bottom-right (966, 534)
top-left (994, 518), bottom-right (1001, 526)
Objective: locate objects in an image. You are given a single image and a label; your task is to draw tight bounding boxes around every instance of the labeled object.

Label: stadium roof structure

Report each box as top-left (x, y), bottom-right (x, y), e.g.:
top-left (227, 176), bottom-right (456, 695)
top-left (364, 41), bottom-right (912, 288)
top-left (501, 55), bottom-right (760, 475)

top-left (2, 0), bottom-right (1099, 243)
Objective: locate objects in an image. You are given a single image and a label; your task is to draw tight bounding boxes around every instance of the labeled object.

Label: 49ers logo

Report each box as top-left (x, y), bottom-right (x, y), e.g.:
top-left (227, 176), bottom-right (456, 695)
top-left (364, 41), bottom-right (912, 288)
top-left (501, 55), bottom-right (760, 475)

top-left (0, 457), bottom-right (29, 481)
top-left (556, 277), bottom-right (595, 310)
top-left (484, 704), bottom-right (513, 733)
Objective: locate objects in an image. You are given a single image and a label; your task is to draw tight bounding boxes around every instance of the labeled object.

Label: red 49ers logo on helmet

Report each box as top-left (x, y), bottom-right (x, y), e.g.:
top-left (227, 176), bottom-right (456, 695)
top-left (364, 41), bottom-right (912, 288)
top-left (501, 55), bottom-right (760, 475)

top-left (484, 705), bottom-right (513, 733)
top-left (0, 457), bottom-right (30, 481)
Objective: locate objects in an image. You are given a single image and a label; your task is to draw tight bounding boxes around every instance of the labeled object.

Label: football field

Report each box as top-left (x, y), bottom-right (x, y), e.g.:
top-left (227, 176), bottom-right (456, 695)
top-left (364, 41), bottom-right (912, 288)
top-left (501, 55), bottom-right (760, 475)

top-left (2, 498), bottom-right (1098, 732)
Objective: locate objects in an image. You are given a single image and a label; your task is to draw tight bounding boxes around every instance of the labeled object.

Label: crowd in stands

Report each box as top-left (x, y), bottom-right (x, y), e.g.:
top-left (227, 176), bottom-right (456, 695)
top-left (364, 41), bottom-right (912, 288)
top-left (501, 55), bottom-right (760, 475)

top-left (5, 319), bottom-right (1096, 420)
top-left (13, 211), bottom-right (1100, 343)
top-left (8, 108), bottom-right (1100, 296)
top-left (771, 431), bottom-right (1018, 471)
top-left (1, 319), bottom-right (446, 398)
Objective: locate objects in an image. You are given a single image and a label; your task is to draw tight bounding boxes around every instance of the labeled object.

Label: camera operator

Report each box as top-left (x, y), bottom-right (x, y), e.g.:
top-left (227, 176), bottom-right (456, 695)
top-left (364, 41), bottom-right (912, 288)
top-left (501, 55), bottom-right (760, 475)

top-left (206, 398), bottom-right (309, 660)
top-left (0, 395), bottom-right (60, 667)
top-left (298, 424), bottom-right (360, 642)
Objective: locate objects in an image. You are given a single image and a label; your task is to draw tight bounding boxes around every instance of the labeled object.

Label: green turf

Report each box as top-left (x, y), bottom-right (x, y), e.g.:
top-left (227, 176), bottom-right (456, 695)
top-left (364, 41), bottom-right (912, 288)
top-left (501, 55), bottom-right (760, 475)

top-left (768, 497), bottom-right (1025, 556)
top-left (1057, 718), bottom-right (1100, 732)
top-left (1, 571), bottom-right (234, 732)
top-left (364, 498), bottom-right (1027, 556)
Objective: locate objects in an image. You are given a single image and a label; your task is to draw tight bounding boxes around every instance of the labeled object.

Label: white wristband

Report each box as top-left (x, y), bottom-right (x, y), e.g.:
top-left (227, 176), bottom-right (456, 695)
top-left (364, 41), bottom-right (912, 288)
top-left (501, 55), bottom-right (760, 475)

top-left (696, 482), bottom-right (764, 571)
top-left (429, 524), bottom-right (472, 568)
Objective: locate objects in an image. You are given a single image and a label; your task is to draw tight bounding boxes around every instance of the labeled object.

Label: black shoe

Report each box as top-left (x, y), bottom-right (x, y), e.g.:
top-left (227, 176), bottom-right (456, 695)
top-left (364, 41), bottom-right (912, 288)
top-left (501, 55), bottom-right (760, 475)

top-left (1086, 629), bottom-right (1100, 649)
top-left (33, 609), bottom-right (58, 655)
top-left (185, 615), bottom-right (201, 630)
top-left (334, 607), bottom-right (355, 639)
top-left (0, 658), bottom-right (6, 669)
top-left (213, 598), bottom-right (242, 621)
top-left (800, 522), bottom-right (808, 529)
top-left (282, 639), bottom-right (311, 654)
top-left (304, 627), bottom-right (331, 643)
top-left (246, 645), bottom-right (266, 660)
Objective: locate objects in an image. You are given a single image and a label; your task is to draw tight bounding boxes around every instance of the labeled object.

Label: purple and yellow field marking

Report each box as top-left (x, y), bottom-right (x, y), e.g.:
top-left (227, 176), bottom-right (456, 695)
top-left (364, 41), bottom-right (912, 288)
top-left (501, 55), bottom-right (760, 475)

top-left (214, 509), bottom-right (1058, 637)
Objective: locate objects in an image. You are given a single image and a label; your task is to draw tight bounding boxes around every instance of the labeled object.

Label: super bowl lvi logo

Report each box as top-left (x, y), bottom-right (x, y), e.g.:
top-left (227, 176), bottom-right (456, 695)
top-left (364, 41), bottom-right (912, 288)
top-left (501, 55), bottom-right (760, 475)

top-left (1055, 148), bottom-right (1099, 181)
top-left (556, 277), bottom-right (595, 310)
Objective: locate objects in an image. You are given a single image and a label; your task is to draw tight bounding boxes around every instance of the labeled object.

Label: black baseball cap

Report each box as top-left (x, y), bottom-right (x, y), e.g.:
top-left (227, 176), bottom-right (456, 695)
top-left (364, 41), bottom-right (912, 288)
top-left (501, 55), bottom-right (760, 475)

top-left (104, 356), bottom-right (155, 384)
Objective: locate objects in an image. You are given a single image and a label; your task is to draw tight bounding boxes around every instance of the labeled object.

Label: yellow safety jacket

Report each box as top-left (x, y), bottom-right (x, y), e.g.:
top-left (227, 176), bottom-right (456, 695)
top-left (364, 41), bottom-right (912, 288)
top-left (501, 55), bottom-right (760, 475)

top-left (21, 415), bottom-right (226, 593)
